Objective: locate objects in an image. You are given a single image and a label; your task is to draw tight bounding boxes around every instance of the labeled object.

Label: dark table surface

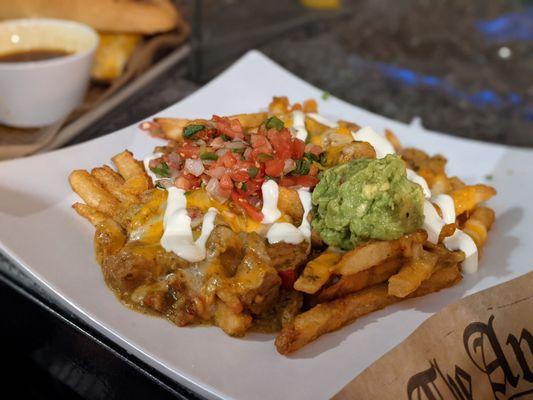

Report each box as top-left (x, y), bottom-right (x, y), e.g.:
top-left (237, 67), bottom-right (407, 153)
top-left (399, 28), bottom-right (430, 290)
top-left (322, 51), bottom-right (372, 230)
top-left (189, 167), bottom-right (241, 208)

top-left (2, 0), bottom-right (532, 399)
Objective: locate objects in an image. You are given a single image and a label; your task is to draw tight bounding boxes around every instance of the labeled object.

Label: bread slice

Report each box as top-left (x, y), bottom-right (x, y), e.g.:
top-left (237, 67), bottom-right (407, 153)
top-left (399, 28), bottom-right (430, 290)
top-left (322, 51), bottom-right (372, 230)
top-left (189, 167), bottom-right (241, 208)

top-left (0, 0), bottom-right (182, 34)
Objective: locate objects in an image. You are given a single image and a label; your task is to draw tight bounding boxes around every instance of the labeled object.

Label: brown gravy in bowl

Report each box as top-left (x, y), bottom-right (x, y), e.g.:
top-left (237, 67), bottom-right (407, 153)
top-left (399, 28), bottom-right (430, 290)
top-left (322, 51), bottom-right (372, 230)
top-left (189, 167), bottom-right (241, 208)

top-left (0, 49), bottom-right (72, 63)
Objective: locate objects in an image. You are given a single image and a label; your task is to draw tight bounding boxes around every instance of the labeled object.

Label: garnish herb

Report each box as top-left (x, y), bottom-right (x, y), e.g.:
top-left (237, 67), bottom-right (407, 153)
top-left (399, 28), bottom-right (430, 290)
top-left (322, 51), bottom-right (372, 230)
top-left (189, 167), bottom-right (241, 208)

top-left (150, 162), bottom-right (171, 178)
top-left (257, 153), bottom-right (274, 161)
top-left (183, 124), bottom-right (205, 139)
top-left (265, 116), bottom-right (284, 130)
top-left (200, 151), bottom-right (219, 161)
top-left (248, 166), bottom-right (259, 178)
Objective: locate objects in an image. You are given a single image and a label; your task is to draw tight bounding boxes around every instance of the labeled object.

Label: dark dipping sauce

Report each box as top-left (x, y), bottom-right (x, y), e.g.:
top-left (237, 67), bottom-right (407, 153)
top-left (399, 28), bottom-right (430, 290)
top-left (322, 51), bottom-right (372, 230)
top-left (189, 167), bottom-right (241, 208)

top-left (0, 49), bottom-right (72, 63)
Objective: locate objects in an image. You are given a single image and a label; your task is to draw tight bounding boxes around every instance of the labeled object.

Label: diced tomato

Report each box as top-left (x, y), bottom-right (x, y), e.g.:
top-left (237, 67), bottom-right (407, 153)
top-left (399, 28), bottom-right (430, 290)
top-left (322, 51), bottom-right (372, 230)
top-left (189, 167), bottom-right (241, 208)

top-left (267, 128), bottom-right (292, 160)
top-left (291, 139), bottom-right (305, 159)
top-left (174, 176), bottom-right (192, 190)
top-left (177, 145), bottom-right (200, 158)
top-left (278, 269), bottom-right (297, 290)
top-left (231, 192), bottom-right (264, 221)
top-left (278, 176), bottom-right (296, 187)
top-left (220, 174), bottom-right (234, 190)
top-left (305, 143), bottom-right (323, 156)
top-left (294, 175), bottom-right (319, 187)
top-left (264, 158), bottom-right (285, 177)
top-left (309, 163), bottom-right (319, 176)
top-left (212, 115), bottom-right (244, 140)
top-left (218, 151), bottom-right (237, 168)
top-left (230, 160), bottom-right (254, 182)
top-left (241, 179), bottom-right (262, 196)
top-left (251, 134), bottom-right (270, 149)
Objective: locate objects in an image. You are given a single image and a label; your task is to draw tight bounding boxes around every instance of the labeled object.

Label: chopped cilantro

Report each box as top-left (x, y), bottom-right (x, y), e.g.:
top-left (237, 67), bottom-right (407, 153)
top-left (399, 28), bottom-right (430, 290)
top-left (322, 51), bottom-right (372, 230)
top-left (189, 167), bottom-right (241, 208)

top-left (149, 162), bottom-right (170, 178)
top-left (265, 116), bottom-right (284, 130)
top-left (155, 182), bottom-right (166, 190)
top-left (221, 134), bottom-right (231, 141)
top-left (242, 182), bottom-right (247, 192)
top-left (257, 153), bottom-right (274, 161)
top-left (304, 152), bottom-right (319, 162)
top-left (248, 166), bottom-right (259, 178)
top-left (200, 151), bottom-right (218, 161)
top-left (485, 174), bottom-right (493, 181)
top-left (322, 91), bottom-right (330, 101)
top-left (183, 124), bottom-right (205, 139)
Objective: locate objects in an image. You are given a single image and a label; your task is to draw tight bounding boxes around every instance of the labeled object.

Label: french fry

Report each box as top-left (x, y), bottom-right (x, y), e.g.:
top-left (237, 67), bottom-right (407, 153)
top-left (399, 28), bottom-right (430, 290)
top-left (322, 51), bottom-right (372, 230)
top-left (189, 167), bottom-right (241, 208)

top-left (112, 150), bottom-right (146, 181)
top-left (72, 203), bottom-right (107, 226)
top-left (337, 231), bottom-right (426, 276)
top-left (450, 184), bottom-right (496, 216)
top-left (316, 257), bottom-right (403, 303)
top-left (462, 206), bottom-right (495, 249)
top-left (228, 113), bottom-right (268, 128)
top-left (277, 187), bottom-right (304, 224)
top-left (154, 118), bottom-right (212, 141)
top-left (269, 96), bottom-right (291, 114)
top-left (69, 170), bottom-right (121, 216)
top-left (122, 174), bottom-right (152, 196)
top-left (275, 264), bottom-right (461, 355)
top-left (214, 300), bottom-right (252, 337)
top-left (388, 247), bottom-right (439, 298)
top-left (91, 165), bottom-right (138, 204)
top-left (385, 129), bottom-right (402, 152)
top-left (294, 250), bottom-right (342, 294)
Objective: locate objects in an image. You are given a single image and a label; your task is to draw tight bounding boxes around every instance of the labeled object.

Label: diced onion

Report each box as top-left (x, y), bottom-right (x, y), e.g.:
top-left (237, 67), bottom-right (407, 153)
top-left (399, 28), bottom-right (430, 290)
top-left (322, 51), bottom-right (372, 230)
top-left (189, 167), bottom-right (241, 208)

top-left (184, 159), bottom-right (204, 177)
top-left (216, 148), bottom-right (229, 157)
top-left (207, 166), bottom-right (226, 179)
top-left (284, 159), bottom-right (296, 174)
top-left (225, 141), bottom-right (245, 149)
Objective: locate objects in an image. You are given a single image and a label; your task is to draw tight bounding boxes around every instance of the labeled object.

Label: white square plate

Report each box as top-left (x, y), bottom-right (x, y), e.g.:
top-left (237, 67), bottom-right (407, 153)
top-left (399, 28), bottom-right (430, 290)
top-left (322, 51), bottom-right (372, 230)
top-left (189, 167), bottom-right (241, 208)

top-left (0, 51), bottom-right (531, 400)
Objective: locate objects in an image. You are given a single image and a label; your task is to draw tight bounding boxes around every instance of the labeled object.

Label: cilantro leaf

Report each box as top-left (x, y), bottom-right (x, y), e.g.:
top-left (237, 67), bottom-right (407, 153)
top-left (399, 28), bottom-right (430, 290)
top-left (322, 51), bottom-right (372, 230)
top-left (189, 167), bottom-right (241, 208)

top-left (265, 116), bottom-right (284, 130)
top-left (183, 124), bottom-right (205, 139)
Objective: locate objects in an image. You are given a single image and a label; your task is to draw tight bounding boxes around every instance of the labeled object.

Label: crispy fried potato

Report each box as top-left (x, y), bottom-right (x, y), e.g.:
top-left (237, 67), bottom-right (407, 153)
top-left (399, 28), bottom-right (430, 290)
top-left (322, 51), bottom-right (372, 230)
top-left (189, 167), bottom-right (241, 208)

top-left (277, 187), bottom-right (304, 224)
top-left (112, 150), bottom-right (146, 181)
top-left (275, 264), bottom-right (461, 355)
top-left (451, 185), bottom-right (497, 216)
top-left (72, 203), bottom-right (107, 226)
top-left (269, 96), bottom-right (291, 114)
top-left (214, 300), bottom-right (252, 337)
top-left (438, 223), bottom-right (456, 243)
top-left (462, 206), bottom-right (495, 249)
top-left (154, 118), bottom-right (212, 141)
top-left (227, 113), bottom-right (268, 129)
top-left (316, 257), bottom-right (403, 303)
top-left (337, 231), bottom-right (427, 275)
top-left (121, 174), bottom-right (152, 196)
top-left (69, 170), bottom-right (121, 216)
top-left (388, 247), bottom-right (439, 298)
top-left (337, 141), bottom-right (376, 163)
top-left (294, 250), bottom-right (342, 294)
top-left (385, 129), bottom-right (402, 152)
top-left (91, 165), bottom-right (138, 204)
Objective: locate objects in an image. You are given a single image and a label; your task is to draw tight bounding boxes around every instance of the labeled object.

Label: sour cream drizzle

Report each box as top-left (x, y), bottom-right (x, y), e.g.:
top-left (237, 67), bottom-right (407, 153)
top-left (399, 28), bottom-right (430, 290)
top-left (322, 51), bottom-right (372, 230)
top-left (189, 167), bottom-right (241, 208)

top-left (261, 180), bottom-right (282, 223)
top-left (291, 110), bottom-right (309, 141)
top-left (307, 113), bottom-right (339, 128)
top-left (266, 189), bottom-right (312, 245)
top-left (160, 187), bottom-right (218, 262)
top-left (351, 126), bottom-right (395, 159)
top-left (143, 152), bottom-right (163, 182)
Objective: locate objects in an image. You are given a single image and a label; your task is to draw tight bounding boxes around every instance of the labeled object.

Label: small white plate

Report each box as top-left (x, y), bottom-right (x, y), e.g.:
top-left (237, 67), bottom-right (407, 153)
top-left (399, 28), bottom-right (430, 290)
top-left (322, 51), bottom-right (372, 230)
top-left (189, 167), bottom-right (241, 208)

top-left (0, 51), bottom-right (531, 400)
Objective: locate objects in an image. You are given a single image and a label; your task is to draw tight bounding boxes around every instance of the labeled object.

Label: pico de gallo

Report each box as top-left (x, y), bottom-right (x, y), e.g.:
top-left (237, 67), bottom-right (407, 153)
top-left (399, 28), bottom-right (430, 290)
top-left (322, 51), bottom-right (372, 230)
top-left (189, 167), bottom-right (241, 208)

top-left (140, 115), bottom-right (325, 221)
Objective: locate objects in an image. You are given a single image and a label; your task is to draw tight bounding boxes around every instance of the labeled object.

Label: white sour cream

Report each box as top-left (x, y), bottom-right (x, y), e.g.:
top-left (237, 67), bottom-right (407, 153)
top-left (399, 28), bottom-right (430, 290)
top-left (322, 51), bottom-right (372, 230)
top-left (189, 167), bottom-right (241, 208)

top-left (261, 180), bottom-right (282, 223)
top-left (351, 126), bottom-right (395, 159)
top-left (291, 110), bottom-right (309, 141)
top-left (406, 169), bottom-right (431, 198)
top-left (307, 113), bottom-right (339, 128)
top-left (143, 152), bottom-right (163, 182)
top-left (422, 200), bottom-right (445, 244)
top-left (432, 194), bottom-right (456, 224)
top-left (444, 230), bottom-right (478, 273)
top-left (266, 188), bottom-right (313, 245)
top-left (160, 187), bottom-right (218, 262)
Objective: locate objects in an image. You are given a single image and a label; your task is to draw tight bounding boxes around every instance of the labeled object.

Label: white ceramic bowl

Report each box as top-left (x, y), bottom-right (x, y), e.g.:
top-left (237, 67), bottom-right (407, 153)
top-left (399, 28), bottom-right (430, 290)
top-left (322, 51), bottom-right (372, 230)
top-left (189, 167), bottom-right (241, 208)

top-left (0, 19), bottom-right (98, 128)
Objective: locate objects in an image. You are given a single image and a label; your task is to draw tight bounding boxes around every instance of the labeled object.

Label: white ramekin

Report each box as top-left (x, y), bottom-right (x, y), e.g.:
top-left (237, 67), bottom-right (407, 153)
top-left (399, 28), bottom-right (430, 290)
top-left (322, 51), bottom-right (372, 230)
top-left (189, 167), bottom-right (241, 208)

top-left (0, 18), bottom-right (99, 128)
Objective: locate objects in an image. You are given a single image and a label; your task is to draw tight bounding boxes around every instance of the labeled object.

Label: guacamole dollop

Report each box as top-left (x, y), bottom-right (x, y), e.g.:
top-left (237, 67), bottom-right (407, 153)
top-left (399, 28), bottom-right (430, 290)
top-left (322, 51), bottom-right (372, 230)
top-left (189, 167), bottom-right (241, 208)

top-left (311, 154), bottom-right (424, 250)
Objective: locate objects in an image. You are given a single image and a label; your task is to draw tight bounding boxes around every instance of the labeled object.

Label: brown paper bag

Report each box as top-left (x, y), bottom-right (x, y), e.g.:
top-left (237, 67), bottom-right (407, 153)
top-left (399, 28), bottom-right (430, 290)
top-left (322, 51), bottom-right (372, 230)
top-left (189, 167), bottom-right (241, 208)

top-left (334, 272), bottom-right (533, 400)
top-left (0, 30), bottom-right (188, 161)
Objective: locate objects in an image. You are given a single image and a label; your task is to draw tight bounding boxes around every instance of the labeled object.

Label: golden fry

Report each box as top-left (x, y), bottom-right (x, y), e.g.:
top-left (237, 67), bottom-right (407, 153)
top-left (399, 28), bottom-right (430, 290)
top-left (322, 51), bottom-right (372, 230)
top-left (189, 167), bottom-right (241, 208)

top-left (316, 257), bottom-right (402, 303)
top-left (91, 165), bottom-right (138, 204)
top-left (72, 203), bottom-right (107, 226)
top-left (294, 251), bottom-right (342, 294)
top-left (337, 231), bottom-right (426, 275)
top-left (112, 150), bottom-right (146, 181)
top-left (388, 247), bottom-right (438, 298)
top-left (277, 187), bottom-right (304, 224)
top-left (451, 184), bottom-right (496, 216)
top-left (154, 118), bottom-right (212, 141)
top-left (462, 206), bottom-right (495, 249)
top-left (69, 170), bottom-right (121, 216)
top-left (228, 113), bottom-right (268, 128)
top-left (275, 264), bottom-right (461, 355)
top-left (385, 129), bottom-right (402, 152)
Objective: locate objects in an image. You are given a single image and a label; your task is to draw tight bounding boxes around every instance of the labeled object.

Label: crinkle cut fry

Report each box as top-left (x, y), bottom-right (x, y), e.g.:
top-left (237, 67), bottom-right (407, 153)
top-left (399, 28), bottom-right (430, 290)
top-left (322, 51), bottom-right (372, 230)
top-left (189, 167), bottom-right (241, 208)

top-left (275, 264), bottom-right (462, 355)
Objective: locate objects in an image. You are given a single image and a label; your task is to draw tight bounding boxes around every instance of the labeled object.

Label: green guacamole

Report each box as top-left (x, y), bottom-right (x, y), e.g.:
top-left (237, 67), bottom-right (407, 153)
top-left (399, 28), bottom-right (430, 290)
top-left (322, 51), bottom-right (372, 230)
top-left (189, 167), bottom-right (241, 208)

top-left (311, 154), bottom-right (424, 250)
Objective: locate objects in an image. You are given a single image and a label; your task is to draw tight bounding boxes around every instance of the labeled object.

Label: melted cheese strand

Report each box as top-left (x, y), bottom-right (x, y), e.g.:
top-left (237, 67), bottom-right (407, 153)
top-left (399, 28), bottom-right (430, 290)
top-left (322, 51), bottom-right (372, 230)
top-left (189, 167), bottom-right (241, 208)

top-left (307, 113), bottom-right (338, 128)
top-left (291, 110), bottom-right (308, 141)
top-left (351, 126), bottom-right (395, 159)
top-left (261, 180), bottom-right (282, 223)
top-left (161, 187), bottom-right (218, 262)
